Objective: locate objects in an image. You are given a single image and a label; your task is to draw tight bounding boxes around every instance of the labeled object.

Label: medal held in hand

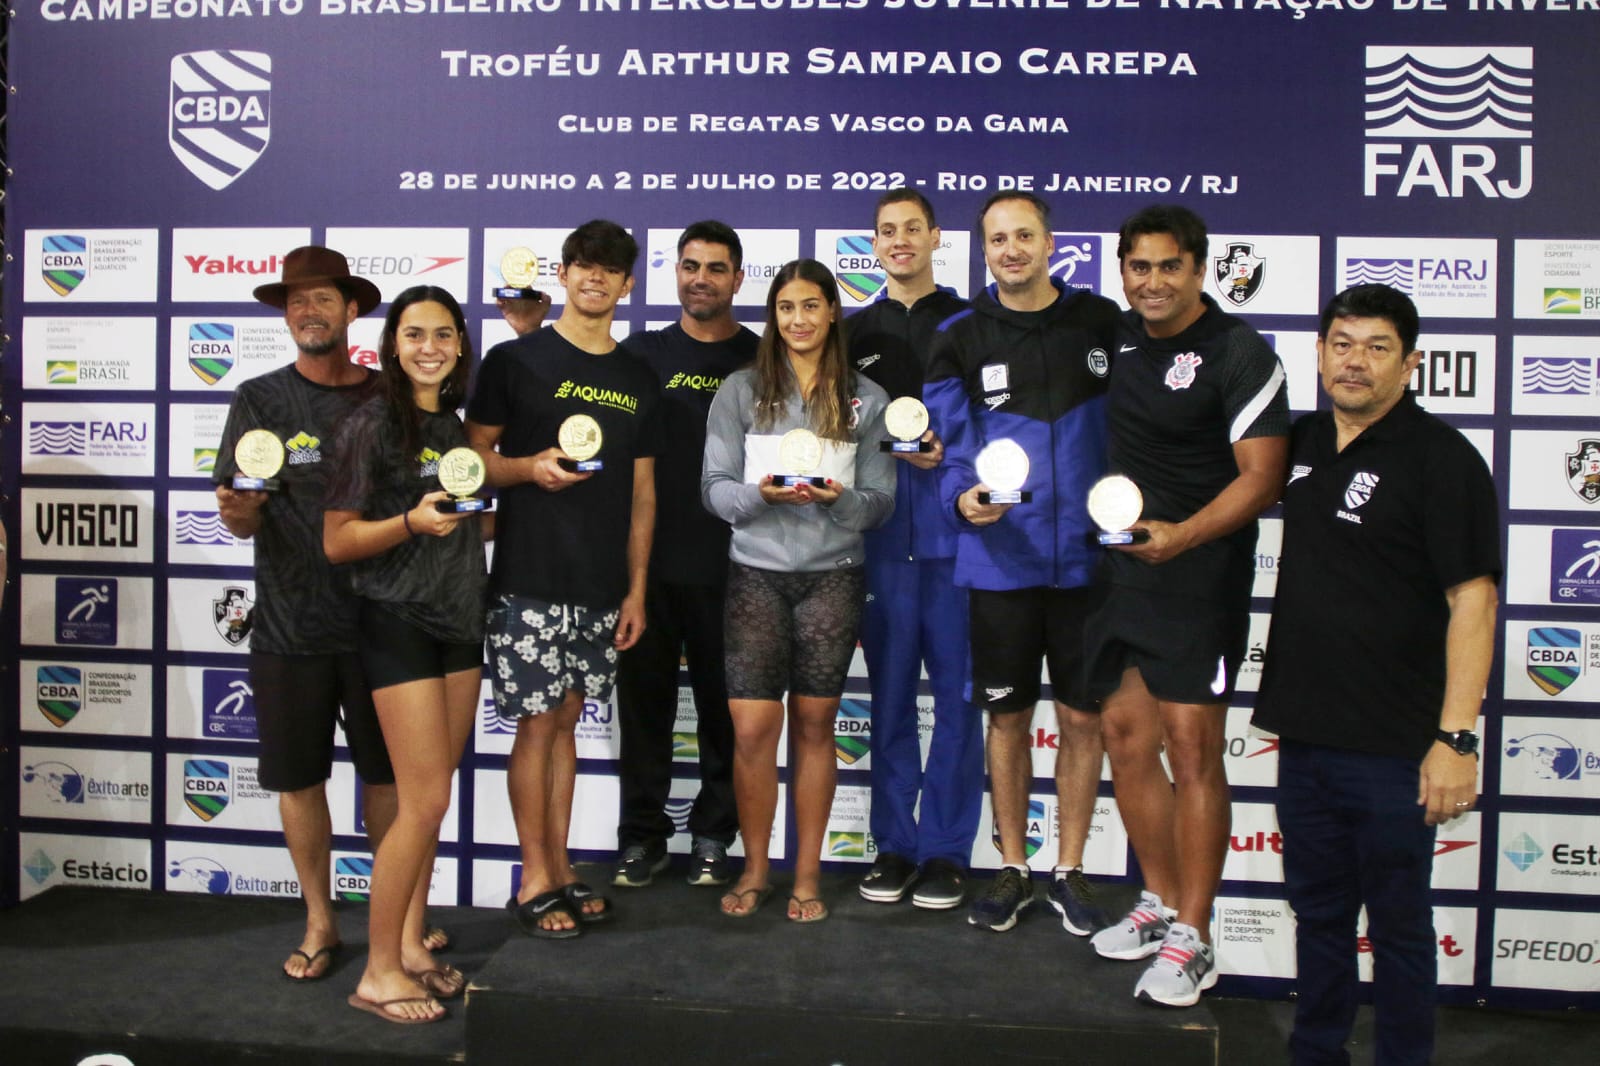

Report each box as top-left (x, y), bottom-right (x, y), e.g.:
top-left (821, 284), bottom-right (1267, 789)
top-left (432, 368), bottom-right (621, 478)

top-left (494, 246), bottom-right (544, 300)
top-left (774, 428), bottom-right (828, 487)
top-left (557, 414), bottom-right (604, 472)
top-left (435, 447), bottom-right (490, 513)
top-left (975, 438), bottom-right (1031, 504)
top-left (881, 396), bottom-right (934, 454)
top-left (1087, 474), bottom-right (1149, 545)
top-left (232, 429), bottom-right (284, 492)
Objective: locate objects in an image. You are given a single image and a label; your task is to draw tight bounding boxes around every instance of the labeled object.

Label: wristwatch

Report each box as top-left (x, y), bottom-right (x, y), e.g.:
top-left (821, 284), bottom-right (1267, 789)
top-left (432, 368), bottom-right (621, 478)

top-left (1436, 729), bottom-right (1480, 757)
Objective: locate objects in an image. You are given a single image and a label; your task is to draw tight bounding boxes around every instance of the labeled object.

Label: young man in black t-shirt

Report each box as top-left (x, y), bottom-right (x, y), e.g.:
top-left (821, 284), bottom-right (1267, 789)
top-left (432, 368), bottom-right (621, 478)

top-left (467, 220), bottom-right (661, 938)
top-left (1086, 207), bottom-right (1290, 1007)
top-left (604, 222), bottom-right (757, 890)
top-left (1254, 285), bottom-right (1498, 1065)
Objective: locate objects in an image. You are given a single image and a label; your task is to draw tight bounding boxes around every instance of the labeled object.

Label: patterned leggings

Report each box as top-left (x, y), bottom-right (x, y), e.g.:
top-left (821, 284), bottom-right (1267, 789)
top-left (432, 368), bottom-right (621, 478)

top-left (723, 562), bottom-right (865, 701)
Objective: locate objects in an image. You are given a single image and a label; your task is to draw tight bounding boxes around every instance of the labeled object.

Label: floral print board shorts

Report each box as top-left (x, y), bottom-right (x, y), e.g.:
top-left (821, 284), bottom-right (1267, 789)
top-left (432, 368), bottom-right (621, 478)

top-left (487, 593), bottom-right (621, 718)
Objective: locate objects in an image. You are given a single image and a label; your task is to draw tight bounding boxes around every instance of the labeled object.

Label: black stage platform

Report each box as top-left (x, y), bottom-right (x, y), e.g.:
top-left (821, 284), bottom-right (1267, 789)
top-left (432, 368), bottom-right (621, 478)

top-left (4, 875), bottom-right (1595, 1066)
top-left (2, 872), bottom-right (1215, 1066)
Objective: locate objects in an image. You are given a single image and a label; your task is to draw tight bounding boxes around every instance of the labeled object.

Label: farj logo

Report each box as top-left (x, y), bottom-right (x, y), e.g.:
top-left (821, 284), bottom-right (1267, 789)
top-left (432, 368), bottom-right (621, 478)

top-left (1521, 355), bottom-right (1598, 397)
top-left (176, 509), bottom-right (235, 546)
top-left (29, 420), bottom-right (86, 457)
top-left (37, 665), bottom-right (83, 727)
top-left (1363, 46), bottom-right (1532, 198)
top-left (169, 51), bottom-right (271, 191)
top-left (991, 799), bottom-right (1047, 859)
top-left (183, 758), bottom-right (232, 821)
top-left (41, 235), bottom-right (88, 296)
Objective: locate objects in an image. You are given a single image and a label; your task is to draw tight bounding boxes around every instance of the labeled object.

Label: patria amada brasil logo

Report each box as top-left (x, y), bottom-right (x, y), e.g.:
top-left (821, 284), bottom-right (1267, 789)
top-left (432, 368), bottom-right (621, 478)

top-left (1363, 46), bottom-right (1532, 198)
top-left (169, 51), bottom-right (271, 190)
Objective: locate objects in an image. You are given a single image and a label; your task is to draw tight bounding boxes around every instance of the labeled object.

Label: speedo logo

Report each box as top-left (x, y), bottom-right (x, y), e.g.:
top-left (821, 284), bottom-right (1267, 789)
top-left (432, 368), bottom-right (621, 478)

top-left (984, 686), bottom-right (1014, 701)
top-left (984, 392), bottom-right (1011, 410)
top-left (856, 354), bottom-right (881, 369)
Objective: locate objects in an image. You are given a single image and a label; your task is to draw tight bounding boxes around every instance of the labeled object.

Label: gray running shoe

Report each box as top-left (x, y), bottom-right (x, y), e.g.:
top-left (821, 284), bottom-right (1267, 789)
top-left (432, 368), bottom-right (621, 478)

top-left (1134, 922), bottom-right (1218, 1008)
top-left (1090, 890), bottom-right (1173, 960)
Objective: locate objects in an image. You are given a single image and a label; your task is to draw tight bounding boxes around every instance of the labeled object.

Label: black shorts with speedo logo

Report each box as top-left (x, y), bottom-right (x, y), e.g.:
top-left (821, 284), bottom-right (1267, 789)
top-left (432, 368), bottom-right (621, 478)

top-left (968, 584), bottom-right (1103, 714)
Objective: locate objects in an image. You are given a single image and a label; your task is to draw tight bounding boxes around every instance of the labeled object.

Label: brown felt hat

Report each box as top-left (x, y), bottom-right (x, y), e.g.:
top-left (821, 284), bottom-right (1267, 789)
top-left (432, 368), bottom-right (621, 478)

top-left (252, 245), bottom-right (382, 316)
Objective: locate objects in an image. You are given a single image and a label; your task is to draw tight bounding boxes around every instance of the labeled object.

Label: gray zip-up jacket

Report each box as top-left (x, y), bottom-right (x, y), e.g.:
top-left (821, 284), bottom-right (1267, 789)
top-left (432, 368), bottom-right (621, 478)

top-left (701, 366), bottom-right (896, 572)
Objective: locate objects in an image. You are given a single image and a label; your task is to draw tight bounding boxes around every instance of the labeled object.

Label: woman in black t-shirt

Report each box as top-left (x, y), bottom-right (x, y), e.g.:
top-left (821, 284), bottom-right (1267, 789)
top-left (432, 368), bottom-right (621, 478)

top-left (324, 286), bottom-right (488, 1024)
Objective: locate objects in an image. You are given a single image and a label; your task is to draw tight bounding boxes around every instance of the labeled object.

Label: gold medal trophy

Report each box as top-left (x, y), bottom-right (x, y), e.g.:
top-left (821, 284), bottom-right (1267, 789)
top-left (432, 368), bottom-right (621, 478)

top-left (975, 438), bottom-right (1032, 505)
top-left (558, 414), bottom-right (605, 473)
top-left (232, 428), bottom-right (284, 492)
top-left (435, 447), bottom-right (490, 513)
top-left (1087, 474), bottom-right (1150, 545)
top-left (494, 246), bottom-right (544, 301)
top-left (880, 396), bottom-right (934, 454)
top-left (773, 428), bottom-right (828, 487)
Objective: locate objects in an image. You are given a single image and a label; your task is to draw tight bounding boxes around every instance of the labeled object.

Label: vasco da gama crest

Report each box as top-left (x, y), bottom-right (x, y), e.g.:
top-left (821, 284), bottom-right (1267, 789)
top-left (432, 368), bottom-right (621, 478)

top-left (213, 585), bottom-right (255, 646)
top-left (169, 50), bottom-right (271, 191)
top-left (1214, 242), bottom-right (1265, 307)
top-left (1567, 439), bottom-right (1600, 504)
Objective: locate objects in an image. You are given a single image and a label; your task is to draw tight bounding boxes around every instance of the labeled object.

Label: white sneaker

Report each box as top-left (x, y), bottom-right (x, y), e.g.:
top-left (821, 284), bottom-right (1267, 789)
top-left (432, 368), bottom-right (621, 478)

top-left (1090, 889), bottom-right (1174, 960)
top-left (1133, 922), bottom-right (1218, 1008)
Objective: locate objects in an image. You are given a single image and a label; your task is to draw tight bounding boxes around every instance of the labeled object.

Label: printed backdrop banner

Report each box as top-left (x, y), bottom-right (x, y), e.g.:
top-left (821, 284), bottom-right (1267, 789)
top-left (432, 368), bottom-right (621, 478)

top-left (4, 3), bottom-right (1599, 1007)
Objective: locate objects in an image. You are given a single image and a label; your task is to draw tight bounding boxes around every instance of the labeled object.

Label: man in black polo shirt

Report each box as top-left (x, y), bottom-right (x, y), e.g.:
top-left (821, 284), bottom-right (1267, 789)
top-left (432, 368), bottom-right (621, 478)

top-left (1087, 205), bottom-right (1289, 1007)
top-left (847, 189), bottom-right (980, 912)
top-left (467, 220), bottom-right (661, 938)
top-left (609, 221), bottom-right (757, 890)
top-left (1254, 284), bottom-right (1498, 1066)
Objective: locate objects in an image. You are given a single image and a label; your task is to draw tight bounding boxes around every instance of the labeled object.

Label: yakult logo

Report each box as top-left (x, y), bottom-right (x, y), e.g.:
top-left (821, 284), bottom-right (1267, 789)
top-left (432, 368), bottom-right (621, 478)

top-left (170, 51), bottom-right (272, 191)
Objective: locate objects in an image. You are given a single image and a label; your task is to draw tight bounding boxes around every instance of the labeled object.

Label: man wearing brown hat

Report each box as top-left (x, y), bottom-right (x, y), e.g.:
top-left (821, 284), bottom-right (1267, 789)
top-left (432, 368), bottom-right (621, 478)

top-left (213, 246), bottom-right (411, 981)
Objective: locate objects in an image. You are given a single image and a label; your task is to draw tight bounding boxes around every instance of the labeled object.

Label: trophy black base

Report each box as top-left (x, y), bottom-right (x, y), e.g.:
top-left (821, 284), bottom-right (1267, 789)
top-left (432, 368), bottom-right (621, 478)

top-left (558, 459), bottom-right (604, 473)
top-left (881, 440), bottom-right (934, 453)
top-left (231, 476), bottom-right (280, 492)
top-left (437, 498), bottom-right (491, 514)
top-left (494, 286), bottom-right (544, 300)
top-left (978, 490), bottom-right (1031, 505)
top-left (1095, 529), bottom-right (1150, 545)
top-left (774, 475), bottom-right (828, 487)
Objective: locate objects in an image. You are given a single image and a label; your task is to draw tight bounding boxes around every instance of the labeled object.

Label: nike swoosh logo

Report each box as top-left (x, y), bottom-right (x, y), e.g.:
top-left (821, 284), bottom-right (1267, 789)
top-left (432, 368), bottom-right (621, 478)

top-left (1120, 344), bottom-right (1139, 353)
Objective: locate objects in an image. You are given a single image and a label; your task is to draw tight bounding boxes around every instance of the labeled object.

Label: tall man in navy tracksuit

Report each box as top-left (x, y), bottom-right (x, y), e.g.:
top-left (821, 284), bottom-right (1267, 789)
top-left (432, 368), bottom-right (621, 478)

top-left (848, 190), bottom-right (981, 911)
top-left (924, 192), bottom-right (1121, 933)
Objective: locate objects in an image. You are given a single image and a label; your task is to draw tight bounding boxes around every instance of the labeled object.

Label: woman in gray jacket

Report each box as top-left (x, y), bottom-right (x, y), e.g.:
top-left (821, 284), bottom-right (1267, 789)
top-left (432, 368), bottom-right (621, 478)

top-left (702, 259), bottom-right (896, 922)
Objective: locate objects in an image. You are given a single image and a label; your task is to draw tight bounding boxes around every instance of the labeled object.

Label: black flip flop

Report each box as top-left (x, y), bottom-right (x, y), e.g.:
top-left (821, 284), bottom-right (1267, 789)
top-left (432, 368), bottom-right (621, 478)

top-left (506, 891), bottom-right (582, 939)
top-left (563, 880), bottom-right (613, 924)
top-left (282, 941), bottom-right (341, 980)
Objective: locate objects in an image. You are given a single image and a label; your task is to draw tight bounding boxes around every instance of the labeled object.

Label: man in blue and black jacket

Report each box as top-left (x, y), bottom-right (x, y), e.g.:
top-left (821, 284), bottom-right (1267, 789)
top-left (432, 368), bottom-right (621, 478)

top-left (924, 192), bottom-right (1121, 935)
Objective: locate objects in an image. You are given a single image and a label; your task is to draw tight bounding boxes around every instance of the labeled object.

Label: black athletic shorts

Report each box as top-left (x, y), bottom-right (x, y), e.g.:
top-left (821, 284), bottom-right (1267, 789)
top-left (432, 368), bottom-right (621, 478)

top-left (968, 585), bottom-right (1103, 714)
top-left (1083, 584), bottom-right (1251, 705)
top-left (358, 600), bottom-right (483, 691)
top-left (250, 650), bottom-right (394, 792)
